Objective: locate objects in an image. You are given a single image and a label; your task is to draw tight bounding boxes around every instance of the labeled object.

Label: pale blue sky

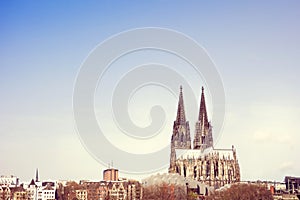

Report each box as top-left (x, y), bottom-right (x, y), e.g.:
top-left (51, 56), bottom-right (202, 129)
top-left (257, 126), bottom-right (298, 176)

top-left (1, 1), bottom-right (300, 182)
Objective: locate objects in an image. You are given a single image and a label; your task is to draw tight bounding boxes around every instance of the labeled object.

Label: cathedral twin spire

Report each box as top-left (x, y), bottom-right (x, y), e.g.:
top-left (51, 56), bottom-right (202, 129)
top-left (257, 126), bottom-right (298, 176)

top-left (169, 85), bottom-right (213, 173)
top-left (194, 86), bottom-right (213, 149)
top-left (172, 85), bottom-right (213, 150)
top-left (171, 86), bottom-right (191, 149)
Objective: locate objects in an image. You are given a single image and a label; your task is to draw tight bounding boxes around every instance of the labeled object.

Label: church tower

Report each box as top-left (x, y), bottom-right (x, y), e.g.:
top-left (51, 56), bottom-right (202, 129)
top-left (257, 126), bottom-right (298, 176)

top-left (169, 86), bottom-right (191, 173)
top-left (194, 87), bottom-right (213, 149)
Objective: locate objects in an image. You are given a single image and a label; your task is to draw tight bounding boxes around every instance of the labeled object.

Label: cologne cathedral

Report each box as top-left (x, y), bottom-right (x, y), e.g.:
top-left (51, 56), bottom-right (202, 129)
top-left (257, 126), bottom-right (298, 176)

top-left (169, 86), bottom-right (240, 188)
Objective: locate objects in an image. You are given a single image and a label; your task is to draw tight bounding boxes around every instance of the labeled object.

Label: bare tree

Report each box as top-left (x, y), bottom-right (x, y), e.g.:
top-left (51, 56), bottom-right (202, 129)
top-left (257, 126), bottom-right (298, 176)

top-left (206, 183), bottom-right (273, 200)
top-left (143, 182), bottom-right (186, 200)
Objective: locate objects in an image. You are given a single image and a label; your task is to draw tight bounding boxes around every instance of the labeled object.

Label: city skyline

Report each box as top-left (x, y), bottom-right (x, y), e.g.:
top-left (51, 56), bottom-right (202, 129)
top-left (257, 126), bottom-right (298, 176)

top-left (1, 1), bottom-right (300, 182)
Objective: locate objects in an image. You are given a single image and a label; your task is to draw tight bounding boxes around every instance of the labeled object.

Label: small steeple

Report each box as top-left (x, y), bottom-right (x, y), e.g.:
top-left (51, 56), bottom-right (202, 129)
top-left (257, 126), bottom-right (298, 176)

top-left (175, 85), bottom-right (186, 125)
top-left (35, 168), bottom-right (39, 182)
top-left (198, 86), bottom-right (208, 127)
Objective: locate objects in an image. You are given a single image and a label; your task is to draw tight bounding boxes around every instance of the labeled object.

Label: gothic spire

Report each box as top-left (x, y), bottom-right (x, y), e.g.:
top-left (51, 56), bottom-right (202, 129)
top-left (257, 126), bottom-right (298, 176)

top-left (175, 86), bottom-right (186, 125)
top-left (198, 87), bottom-right (208, 127)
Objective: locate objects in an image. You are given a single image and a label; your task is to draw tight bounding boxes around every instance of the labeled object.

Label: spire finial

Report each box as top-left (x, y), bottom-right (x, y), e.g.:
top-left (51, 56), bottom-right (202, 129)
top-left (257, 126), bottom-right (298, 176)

top-left (202, 86), bottom-right (204, 92)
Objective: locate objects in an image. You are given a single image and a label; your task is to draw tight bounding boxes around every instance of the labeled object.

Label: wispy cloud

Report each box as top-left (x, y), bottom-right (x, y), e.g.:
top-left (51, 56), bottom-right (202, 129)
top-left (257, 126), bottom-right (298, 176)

top-left (253, 130), bottom-right (293, 144)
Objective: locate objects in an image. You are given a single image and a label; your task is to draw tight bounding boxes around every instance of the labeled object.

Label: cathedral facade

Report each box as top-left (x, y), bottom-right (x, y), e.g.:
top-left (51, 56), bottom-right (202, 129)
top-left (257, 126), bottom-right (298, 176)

top-left (169, 86), bottom-right (240, 188)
